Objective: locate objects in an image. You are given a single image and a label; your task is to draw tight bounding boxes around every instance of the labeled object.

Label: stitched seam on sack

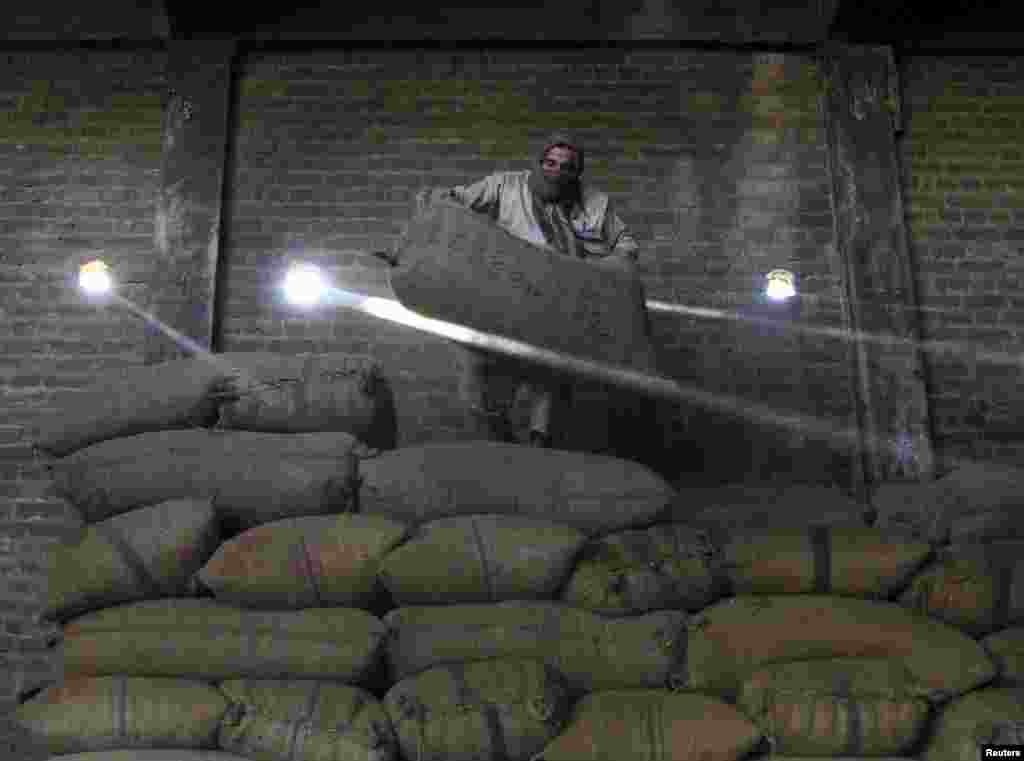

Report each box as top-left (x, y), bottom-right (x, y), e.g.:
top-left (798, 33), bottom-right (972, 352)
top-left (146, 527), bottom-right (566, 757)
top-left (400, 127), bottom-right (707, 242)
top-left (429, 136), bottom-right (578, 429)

top-left (469, 516), bottom-right (497, 603)
top-left (299, 532), bottom-right (324, 608)
top-left (92, 521), bottom-right (165, 599)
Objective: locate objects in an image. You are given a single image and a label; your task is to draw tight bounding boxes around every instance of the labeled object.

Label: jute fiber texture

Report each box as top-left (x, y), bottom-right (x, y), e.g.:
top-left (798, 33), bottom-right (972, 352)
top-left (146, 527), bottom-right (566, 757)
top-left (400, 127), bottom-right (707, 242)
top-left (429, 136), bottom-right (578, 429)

top-left (32, 357), bottom-right (230, 457)
top-left (42, 497), bottom-right (219, 623)
top-left (922, 688), bottom-right (1024, 761)
top-left (681, 595), bottom-right (995, 701)
top-left (717, 527), bottom-right (932, 599)
top-left (899, 541), bottom-right (1024, 636)
top-left (195, 514), bottom-right (409, 610)
top-left (874, 462), bottom-right (1024, 545)
top-left (383, 601), bottom-right (687, 696)
top-left (48, 430), bottom-right (363, 529)
top-left (983, 627), bottom-right (1024, 687)
top-left (60, 599), bottom-right (385, 683)
top-left (561, 523), bottom-right (725, 616)
top-left (533, 689), bottom-right (763, 761)
top-left (357, 442), bottom-right (674, 536)
top-left (47, 753), bottom-right (253, 761)
top-left (215, 352), bottom-right (398, 451)
top-left (390, 199), bottom-right (659, 372)
top-left (12, 675), bottom-right (227, 756)
top-left (378, 515), bottom-right (585, 605)
top-left (217, 679), bottom-right (397, 761)
top-left (47, 752), bottom-right (254, 761)
top-left (737, 657), bottom-right (933, 756)
top-left (662, 484), bottom-right (870, 532)
top-left (383, 658), bottom-right (570, 761)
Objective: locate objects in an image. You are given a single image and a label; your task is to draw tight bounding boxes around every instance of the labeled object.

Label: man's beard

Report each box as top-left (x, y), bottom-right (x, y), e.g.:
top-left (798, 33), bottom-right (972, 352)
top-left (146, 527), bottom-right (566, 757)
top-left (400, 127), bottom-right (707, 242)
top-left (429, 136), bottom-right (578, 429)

top-left (530, 170), bottom-right (580, 205)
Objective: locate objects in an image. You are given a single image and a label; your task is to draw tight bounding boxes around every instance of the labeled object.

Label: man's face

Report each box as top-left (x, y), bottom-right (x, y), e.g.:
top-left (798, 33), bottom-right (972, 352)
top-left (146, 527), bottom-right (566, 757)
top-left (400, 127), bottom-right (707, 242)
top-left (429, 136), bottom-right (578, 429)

top-left (535, 144), bottom-right (580, 203)
top-left (541, 145), bottom-right (579, 180)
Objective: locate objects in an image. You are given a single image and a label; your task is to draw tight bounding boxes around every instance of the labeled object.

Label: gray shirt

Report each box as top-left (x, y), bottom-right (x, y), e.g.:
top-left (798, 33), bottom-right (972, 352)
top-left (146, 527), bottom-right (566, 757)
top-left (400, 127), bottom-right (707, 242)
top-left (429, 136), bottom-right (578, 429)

top-left (438, 170), bottom-right (640, 263)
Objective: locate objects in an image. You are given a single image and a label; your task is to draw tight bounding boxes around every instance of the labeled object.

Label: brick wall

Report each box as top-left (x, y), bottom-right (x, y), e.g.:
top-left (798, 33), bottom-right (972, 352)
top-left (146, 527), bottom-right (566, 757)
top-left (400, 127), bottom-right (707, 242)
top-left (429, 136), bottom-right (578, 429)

top-left (222, 48), bottom-right (853, 486)
top-left (900, 56), bottom-right (1024, 469)
top-left (0, 48), bottom-right (167, 712)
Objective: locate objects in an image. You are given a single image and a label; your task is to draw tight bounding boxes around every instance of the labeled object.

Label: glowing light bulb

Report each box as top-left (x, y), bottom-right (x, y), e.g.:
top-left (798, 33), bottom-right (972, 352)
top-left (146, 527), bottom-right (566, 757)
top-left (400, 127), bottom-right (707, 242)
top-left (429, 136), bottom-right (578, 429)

top-left (79, 260), bottom-right (113, 294)
top-left (765, 269), bottom-right (796, 302)
top-left (283, 263), bottom-right (326, 306)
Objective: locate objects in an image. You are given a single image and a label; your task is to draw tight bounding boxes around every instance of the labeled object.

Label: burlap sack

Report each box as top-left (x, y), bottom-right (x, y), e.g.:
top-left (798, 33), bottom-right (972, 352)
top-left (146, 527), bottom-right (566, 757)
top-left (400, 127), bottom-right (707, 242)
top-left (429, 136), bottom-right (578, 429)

top-left (922, 688), bottom-right (1024, 761)
top-left (42, 498), bottom-right (219, 624)
top-left (48, 753), bottom-right (253, 761)
top-left (384, 658), bottom-right (570, 761)
top-left (737, 658), bottom-right (932, 756)
top-left (391, 199), bottom-right (659, 372)
top-left (32, 357), bottom-right (231, 457)
top-left (874, 462), bottom-right (1024, 545)
top-left (358, 442), bottom-right (675, 536)
top-left (682, 595), bottom-right (995, 701)
top-left (533, 690), bottom-right (763, 761)
top-left (561, 523), bottom-right (726, 616)
top-left (49, 753), bottom-right (252, 761)
top-left (900, 541), bottom-right (1024, 636)
top-left (379, 515), bottom-right (585, 605)
top-left (983, 628), bottom-right (1024, 687)
top-left (663, 484), bottom-right (870, 531)
top-left (384, 602), bottom-right (687, 696)
top-left (48, 429), bottom-right (363, 529)
top-left (195, 514), bottom-right (408, 609)
top-left (61, 599), bottom-right (384, 683)
top-left (12, 675), bottom-right (227, 756)
top-left (217, 679), bottom-right (397, 761)
top-left (719, 527), bottom-right (931, 599)
top-left (216, 352), bottom-right (397, 451)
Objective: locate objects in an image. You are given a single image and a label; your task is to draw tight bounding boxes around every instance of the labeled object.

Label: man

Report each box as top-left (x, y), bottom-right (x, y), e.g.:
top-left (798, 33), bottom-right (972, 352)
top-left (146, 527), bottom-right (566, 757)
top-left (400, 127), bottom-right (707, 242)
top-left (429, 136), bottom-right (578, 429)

top-left (414, 132), bottom-right (642, 448)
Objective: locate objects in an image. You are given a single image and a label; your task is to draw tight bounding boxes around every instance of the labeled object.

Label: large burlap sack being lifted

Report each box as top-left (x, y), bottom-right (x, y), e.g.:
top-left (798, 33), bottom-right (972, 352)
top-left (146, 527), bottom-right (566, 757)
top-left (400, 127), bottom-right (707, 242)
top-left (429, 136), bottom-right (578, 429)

top-left (533, 690), bottom-right (763, 761)
top-left (358, 442), bottom-right (675, 536)
top-left (983, 627), bottom-right (1024, 687)
top-left (384, 601), bottom-right (686, 696)
top-left (390, 199), bottom-right (659, 373)
top-left (737, 658), bottom-right (933, 757)
top-left (194, 514), bottom-right (409, 610)
top-left (379, 515), bottom-right (586, 605)
top-left (384, 658), bottom-right (571, 761)
top-left (217, 679), bottom-right (397, 761)
top-left (899, 541), bottom-right (1024, 636)
top-left (60, 599), bottom-right (385, 683)
top-left (33, 352), bottom-right (397, 457)
top-left (874, 461), bottom-right (1024, 545)
top-left (922, 688), bottom-right (1024, 761)
top-left (681, 595), bottom-right (995, 701)
top-left (42, 497), bottom-right (219, 624)
top-left (12, 675), bottom-right (228, 757)
top-left (48, 430), bottom-right (363, 530)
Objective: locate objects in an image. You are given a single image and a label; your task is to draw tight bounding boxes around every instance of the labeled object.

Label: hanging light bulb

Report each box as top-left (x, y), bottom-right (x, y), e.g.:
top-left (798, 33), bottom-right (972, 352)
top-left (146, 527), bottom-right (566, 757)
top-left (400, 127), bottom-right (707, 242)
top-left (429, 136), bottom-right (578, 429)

top-left (283, 263), bottom-right (327, 307)
top-left (765, 269), bottom-right (796, 302)
top-left (79, 260), bottom-right (113, 295)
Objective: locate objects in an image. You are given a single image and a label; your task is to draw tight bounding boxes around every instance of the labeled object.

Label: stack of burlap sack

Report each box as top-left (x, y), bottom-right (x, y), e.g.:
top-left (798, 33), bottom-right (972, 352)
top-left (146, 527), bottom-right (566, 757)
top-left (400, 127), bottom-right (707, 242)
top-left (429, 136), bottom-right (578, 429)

top-left (13, 350), bottom-right (1024, 761)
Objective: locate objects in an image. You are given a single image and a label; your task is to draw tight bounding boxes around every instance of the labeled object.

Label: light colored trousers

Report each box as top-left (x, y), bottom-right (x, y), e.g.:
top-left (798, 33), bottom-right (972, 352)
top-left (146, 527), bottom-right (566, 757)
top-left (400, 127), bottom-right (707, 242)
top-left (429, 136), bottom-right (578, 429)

top-left (457, 347), bottom-right (571, 443)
